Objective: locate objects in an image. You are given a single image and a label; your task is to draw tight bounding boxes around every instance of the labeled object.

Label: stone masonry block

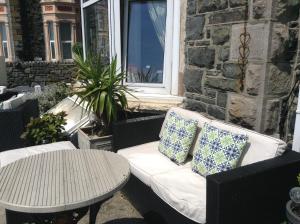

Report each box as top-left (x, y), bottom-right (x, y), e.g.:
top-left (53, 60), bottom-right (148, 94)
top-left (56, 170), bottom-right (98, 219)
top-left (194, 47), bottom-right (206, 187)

top-left (184, 68), bottom-right (203, 93)
top-left (228, 94), bottom-right (257, 129)
top-left (186, 16), bottom-right (205, 41)
top-left (188, 47), bottom-right (215, 69)
top-left (198, 0), bottom-right (228, 13)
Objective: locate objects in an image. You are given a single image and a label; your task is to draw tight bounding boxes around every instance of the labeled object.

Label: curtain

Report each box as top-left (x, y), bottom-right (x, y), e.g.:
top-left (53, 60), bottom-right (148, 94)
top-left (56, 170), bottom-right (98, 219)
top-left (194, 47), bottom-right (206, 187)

top-left (147, 1), bottom-right (167, 49)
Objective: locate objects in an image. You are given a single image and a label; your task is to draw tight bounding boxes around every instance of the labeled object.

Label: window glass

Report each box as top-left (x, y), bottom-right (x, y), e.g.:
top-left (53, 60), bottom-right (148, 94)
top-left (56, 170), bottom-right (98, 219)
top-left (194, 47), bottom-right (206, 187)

top-left (126, 0), bottom-right (166, 84)
top-left (84, 0), bottom-right (110, 60)
top-left (60, 23), bottom-right (71, 41)
top-left (48, 22), bottom-right (55, 60)
top-left (62, 43), bottom-right (72, 59)
top-left (0, 23), bottom-right (8, 59)
top-left (0, 24), bottom-right (7, 41)
top-left (2, 43), bottom-right (7, 59)
top-left (60, 22), bottom-right (72, 60)
top-left (48, 22), bottom-right (54, 41)
top-left (50, 42), bottom-right (55, 59)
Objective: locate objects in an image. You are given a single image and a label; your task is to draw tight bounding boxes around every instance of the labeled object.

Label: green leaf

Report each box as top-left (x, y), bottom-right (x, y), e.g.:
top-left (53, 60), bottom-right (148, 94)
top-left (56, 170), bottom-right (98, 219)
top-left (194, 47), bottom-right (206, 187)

top-left (71, 51), bottom-right (136, 129)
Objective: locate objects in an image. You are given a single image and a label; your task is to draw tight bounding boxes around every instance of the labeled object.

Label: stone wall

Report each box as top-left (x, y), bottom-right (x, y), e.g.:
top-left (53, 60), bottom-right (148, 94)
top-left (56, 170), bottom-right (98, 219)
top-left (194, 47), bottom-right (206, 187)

top-left (184, 0), bottom-right (300, 136)
top-left (6, 61), bottom-right (76, 87)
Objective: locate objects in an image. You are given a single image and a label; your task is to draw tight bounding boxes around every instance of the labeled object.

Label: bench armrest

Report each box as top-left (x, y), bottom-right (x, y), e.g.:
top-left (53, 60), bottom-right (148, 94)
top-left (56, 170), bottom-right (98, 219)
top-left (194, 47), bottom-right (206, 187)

top-left (112, 114), bottom-right (165, 151)
top-left (206, 150), bottom-right (300, 224)
top-left (0, 99), bottom-right (39, 151)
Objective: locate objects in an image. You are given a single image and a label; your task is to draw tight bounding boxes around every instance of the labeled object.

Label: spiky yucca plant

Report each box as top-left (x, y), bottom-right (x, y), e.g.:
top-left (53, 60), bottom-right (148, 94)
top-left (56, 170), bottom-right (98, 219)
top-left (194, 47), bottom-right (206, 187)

top-left (73, 47), bottom-right (133, 134)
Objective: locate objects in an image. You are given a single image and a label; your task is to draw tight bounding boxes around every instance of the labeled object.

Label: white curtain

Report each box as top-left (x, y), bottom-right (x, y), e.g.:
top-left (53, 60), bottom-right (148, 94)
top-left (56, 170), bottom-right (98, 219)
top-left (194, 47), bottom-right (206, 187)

top-left (147, 1), bottom-right (167, 49)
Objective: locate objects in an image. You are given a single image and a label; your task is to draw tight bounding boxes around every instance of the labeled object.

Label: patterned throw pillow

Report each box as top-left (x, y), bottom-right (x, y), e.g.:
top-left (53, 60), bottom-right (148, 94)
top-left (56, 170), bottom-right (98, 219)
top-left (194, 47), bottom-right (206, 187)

top-left (192, 123), bottom-right (248, 176)
top-left (158, 111), bottom-right (198, 164)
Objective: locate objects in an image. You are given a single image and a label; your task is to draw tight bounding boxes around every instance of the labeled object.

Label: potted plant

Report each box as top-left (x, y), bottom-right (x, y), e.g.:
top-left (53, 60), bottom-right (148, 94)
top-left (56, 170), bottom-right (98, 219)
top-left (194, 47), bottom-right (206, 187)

top-left (73, 45), bottom-right (134, 150)
top-left (21, 112), bottom-right (67, 146)
top-left (286, 174), bottom-right (300, 223)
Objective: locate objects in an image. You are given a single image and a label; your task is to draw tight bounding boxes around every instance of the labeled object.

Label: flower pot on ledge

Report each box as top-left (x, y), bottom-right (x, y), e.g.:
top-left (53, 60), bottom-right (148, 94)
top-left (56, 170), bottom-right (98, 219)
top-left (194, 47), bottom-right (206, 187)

top-left (77, 126), bottom-right (113, 151)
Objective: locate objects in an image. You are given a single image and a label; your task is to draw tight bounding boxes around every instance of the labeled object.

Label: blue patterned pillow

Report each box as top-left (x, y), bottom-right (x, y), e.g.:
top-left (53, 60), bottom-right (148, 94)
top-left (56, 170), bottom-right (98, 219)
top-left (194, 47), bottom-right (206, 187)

top-left (158, 111), bottom-right (198, 164)
top-left (192, 123), bottom-right (248, 176)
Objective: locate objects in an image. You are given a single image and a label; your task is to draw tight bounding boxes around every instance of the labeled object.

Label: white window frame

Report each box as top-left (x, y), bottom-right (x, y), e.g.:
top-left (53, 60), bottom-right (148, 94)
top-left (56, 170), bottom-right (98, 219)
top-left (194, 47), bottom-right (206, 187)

top-left (81, 0), bottom-right (180, 96)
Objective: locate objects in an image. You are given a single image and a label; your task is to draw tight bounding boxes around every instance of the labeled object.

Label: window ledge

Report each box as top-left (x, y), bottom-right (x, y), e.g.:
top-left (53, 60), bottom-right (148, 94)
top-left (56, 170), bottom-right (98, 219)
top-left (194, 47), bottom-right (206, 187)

top-left (127, 93), bottom-right (184, 112)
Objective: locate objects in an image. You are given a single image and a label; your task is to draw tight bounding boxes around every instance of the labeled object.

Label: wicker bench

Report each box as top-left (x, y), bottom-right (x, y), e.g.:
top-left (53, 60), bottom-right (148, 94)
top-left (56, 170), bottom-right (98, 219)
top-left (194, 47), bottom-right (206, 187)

top-left (113, 107), bottom-right (300, 224)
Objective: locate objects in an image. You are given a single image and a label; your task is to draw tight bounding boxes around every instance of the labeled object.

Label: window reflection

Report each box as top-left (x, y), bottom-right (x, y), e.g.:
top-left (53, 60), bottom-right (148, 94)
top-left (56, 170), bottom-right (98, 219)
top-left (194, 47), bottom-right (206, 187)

top-left (48, 22), bottom-right (56, 60)
top-left (126, 0), bottom-right (166, 84)
top-left (84, 0), bottom-right (110, 60)
top-left (0, 23), bottom-right (8, 59)
top-left (60, 22), bottom-right (72, 60)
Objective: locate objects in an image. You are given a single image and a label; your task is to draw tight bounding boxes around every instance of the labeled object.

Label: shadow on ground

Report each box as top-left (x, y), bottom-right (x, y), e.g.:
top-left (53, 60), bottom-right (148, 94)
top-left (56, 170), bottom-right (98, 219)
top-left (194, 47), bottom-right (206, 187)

top-left (0, 192), bottom-right (169, 224)
top-left (102, 213), bottom-right (168, 224)
top-left (103, 218), bottom-right (146, 224)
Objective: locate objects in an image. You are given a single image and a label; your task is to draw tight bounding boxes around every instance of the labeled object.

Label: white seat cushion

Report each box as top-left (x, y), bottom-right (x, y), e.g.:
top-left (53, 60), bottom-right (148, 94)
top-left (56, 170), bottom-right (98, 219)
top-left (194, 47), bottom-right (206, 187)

top-left (0, 141), bottom-right (76, 167)
top-left (118, 141), bottom-right (190, 186)
top-left (151, 166), bottom-right (206, 224)
top-left (210, 120), bottom-right (287, 166)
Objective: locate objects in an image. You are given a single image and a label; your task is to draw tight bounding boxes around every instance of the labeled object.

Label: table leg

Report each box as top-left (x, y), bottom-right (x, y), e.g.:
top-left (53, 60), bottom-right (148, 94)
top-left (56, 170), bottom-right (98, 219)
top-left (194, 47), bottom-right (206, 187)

top-left (89, 197), bottom-right (112, 224)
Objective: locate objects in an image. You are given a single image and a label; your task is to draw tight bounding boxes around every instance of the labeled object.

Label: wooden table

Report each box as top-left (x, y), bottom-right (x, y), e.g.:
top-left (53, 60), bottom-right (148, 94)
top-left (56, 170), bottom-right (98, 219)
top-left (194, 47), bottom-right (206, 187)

top-left (0, 150), bottom-right (130, 224)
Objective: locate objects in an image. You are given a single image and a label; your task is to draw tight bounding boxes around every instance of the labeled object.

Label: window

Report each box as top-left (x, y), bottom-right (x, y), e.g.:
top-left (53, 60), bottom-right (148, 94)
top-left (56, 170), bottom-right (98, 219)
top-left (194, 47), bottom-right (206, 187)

top-left (48, 22), bottom-right (56, 60)
top-left (60, 22), bottom-right (72, 60)
top-left (81, 0), bottom-right (180, 95)
top-left (83, 0), bottom-right (110, 60)
top-left (0, 23), bottom-right (8, 59)
top-left (124, 1), bottom-right (166, 85)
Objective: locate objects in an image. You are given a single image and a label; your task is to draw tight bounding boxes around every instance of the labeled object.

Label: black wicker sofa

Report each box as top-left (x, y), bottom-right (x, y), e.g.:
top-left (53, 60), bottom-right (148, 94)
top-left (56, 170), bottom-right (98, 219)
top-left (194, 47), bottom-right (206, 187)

top-left (0, 97), bottom-right (39, 151)
top-left (113, 108), bottom-right (300, 224)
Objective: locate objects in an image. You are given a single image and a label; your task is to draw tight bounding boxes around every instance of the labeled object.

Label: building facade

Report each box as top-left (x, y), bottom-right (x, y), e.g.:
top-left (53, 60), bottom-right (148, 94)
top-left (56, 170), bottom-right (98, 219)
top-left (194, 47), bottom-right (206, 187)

top-left (0, 0), bottom-right (81, 62)
top-left (80, 0), bottom-right (300, 141)
top-left (41, 0), bottom-right (81, 61)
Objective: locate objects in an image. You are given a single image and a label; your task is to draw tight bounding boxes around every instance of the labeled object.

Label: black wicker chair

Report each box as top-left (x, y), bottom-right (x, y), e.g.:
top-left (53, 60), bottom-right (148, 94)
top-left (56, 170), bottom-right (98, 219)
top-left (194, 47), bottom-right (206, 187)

top-left (0, 99), bottom-right (39, 151)
top-left (0, 91), bottom-right (18, 102)
top-left (113, 115), bottom-right (300, 224)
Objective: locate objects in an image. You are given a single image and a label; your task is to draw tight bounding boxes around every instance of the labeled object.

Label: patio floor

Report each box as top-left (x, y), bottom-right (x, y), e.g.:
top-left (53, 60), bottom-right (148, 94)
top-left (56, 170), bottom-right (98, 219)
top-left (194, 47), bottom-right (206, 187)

top-left (0, 192), bottom-right (147, 224)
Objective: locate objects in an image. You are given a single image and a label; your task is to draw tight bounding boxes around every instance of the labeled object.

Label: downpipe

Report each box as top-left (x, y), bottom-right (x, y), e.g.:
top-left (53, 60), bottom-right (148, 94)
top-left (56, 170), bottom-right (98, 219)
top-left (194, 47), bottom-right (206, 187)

top-left (293, 87), bottom-right (300, 152)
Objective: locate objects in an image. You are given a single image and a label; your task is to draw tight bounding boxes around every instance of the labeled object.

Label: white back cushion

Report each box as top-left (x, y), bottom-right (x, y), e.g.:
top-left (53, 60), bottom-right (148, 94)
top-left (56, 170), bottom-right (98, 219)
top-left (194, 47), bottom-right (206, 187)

top-left (2, 93), bottom-right (27, 110)
top-left (160, 107), bottom-right (212, 155)
top-left (0, 141), bottom-right (76, 168)
top-left (210, 120), bottom-right (287, 166)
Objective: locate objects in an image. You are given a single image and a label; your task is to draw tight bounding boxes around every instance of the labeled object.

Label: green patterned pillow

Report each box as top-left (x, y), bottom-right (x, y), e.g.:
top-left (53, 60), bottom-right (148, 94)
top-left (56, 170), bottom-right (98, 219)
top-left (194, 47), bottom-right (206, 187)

top-left (192, 123), bottom-right (248, 176)
top-left (158, 111), bottom-right (198, 164)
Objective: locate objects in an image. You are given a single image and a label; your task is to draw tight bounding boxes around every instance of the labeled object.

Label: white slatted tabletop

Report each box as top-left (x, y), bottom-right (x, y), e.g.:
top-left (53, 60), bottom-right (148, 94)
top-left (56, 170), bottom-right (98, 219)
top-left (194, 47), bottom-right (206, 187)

top-left (0, 150), bottom-right (130, 213)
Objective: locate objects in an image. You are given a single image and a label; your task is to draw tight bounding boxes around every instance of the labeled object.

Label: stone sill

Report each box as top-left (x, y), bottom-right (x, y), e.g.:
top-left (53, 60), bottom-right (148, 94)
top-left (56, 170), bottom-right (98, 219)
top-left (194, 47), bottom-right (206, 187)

top-left (127, 93), bottom-right (184, 112)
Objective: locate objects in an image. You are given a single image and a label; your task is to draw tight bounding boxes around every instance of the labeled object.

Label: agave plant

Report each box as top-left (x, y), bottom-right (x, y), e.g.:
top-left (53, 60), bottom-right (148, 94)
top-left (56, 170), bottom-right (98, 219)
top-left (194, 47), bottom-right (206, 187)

top-left (73, 48), bottom-right (134, 134)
